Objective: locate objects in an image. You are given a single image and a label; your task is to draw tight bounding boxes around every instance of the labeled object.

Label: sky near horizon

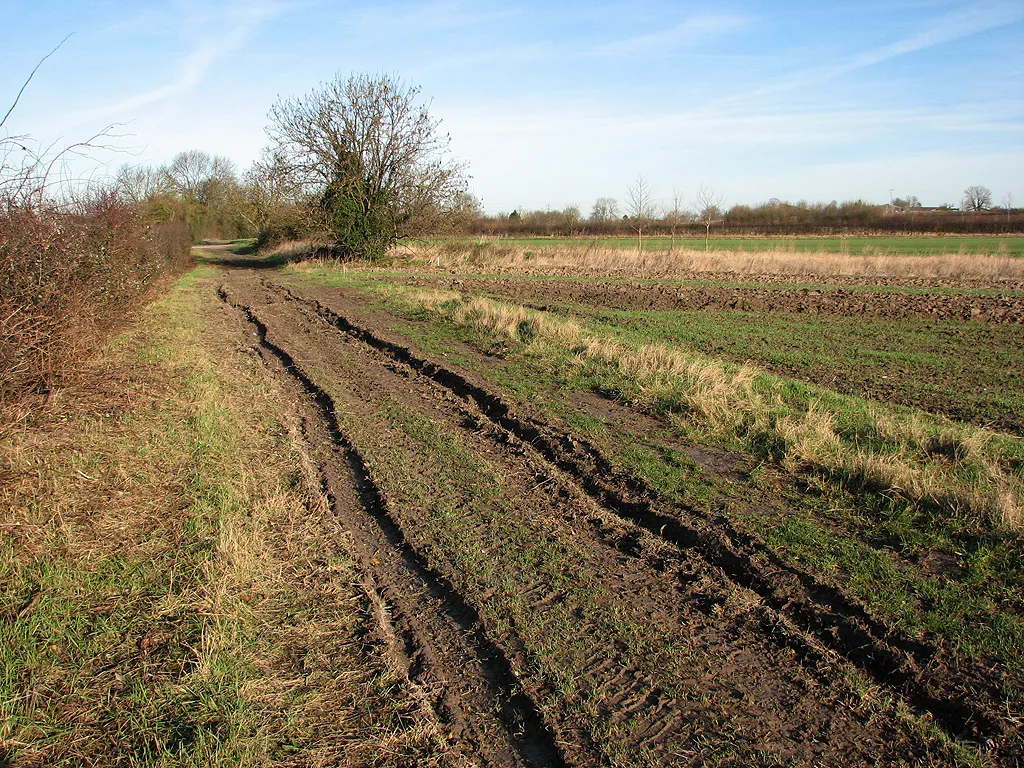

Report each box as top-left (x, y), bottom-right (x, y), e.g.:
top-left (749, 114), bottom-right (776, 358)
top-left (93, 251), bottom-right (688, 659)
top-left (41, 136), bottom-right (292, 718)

top-left (2, 0), bottom-right (1022, 215)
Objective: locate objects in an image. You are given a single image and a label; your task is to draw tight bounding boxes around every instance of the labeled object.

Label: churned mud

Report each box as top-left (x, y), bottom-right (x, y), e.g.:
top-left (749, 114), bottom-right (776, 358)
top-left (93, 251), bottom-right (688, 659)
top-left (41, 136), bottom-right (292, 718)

top-left (200, 252), bottom-right (1022, 766)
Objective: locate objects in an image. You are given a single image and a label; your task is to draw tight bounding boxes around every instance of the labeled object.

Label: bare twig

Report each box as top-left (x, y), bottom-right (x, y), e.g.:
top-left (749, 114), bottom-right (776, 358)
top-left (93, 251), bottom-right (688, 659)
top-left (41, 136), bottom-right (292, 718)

top-left (1, 35), bottom-right (73, 130)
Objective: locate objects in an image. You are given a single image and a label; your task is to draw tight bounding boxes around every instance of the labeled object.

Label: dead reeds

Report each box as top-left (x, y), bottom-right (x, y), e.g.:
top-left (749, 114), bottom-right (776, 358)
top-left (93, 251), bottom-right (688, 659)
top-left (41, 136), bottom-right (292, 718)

top-left (392, 240), bottom-right (1024, 284)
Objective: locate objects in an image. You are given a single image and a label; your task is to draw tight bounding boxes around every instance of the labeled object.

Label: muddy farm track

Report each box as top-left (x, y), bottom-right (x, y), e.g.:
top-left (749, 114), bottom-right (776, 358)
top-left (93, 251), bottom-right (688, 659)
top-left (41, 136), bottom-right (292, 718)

top-left (215, 265), bottom-right (1020, 767)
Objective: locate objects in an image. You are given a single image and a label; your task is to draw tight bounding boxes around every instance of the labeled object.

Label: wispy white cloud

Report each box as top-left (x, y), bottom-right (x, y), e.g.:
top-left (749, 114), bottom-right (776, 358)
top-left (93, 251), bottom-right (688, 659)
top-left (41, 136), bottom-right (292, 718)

top-left (448, 95), bottom-right (1022, 147)
top-left (593, 12), bottom-right (750, 56)
top-left (64, 1), bottom-right (289, 127)
top-left (718, 0), bottom-right (1024, 106)
top-left (408, 41), bottom-right (556, 76)
top-left (351, 0), bottom-right (519, 33)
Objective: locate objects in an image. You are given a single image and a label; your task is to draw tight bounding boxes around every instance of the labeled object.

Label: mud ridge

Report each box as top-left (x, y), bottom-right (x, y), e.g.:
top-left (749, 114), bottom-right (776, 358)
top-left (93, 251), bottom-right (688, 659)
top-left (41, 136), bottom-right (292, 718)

top-left (406, 276), bottom-right (1024, 323)
top-left (218, 286), bottom-right (569, 768)
top-left (276, 282), bottom-right (1017, 758)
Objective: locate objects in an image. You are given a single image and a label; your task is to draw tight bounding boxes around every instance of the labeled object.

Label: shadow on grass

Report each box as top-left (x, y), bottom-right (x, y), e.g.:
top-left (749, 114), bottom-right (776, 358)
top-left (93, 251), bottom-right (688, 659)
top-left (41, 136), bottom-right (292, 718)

top-left (194, 240), bottom-right (296, 270)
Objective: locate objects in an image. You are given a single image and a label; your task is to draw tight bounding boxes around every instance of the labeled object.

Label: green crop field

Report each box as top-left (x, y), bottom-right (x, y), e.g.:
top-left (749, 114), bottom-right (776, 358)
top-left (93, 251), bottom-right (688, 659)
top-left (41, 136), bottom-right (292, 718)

top-left (447, 235), bottom-right (1024, 257)
top-left (543, 302), bottom-right (1024, 434)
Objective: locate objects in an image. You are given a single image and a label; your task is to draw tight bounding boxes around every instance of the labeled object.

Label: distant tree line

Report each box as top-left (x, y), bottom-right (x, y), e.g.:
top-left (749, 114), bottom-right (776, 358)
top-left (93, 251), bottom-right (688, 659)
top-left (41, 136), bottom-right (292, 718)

top-left (472, 189), bottom-right (1022, 238)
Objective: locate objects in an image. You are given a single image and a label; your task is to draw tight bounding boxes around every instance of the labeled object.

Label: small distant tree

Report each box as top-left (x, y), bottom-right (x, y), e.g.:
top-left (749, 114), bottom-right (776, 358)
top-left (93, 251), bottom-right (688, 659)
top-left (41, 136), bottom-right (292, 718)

top-left (165, 150), bottom-right (236, 204)
top-left (1002, 192), bottom-right (1014, 223)
top-left (962, 185), bottom-right (992, 212)
top-left (694, 185), bottom-right (724, 252)
top-left (235, 148), bottom-right (306, 235)
top-left (563, 204), bottom-right (582, 236)
top-left (626, 175), bottom-right (656, 254)
top-left (266, 72), bottom-right (468, 259)
top-left (664, 189), bottom-right (687, 251)
top-left (590, 196), bottom-right (619, 222)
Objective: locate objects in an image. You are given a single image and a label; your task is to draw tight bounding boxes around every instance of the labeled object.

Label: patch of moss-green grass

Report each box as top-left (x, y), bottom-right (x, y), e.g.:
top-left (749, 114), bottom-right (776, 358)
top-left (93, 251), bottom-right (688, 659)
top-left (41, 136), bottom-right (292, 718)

top-left (549, 303), bottom-right (1024, 435)
top-left (285, 264), bottom-right (1024, 298)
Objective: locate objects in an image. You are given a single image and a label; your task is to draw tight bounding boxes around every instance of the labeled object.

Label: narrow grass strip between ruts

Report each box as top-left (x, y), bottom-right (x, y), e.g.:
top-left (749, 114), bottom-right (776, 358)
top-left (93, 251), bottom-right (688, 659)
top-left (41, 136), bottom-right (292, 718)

top-left (348, 282), bottom-right (1024, 533)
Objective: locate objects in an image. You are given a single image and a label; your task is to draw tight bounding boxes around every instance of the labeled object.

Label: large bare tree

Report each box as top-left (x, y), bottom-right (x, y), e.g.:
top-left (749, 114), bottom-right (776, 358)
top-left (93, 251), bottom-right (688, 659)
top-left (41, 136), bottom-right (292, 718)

top-left (961, 185), bottom-right (992, 212)
top-left (589, 197), bottom-right (619, 222)
top-left (265, 72), bottom-right (467, 258)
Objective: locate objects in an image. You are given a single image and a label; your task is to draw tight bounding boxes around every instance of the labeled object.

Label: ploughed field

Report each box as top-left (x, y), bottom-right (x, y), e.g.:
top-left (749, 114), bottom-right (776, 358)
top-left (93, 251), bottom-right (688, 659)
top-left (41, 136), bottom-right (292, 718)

top-left (206, 248), bottom-right (1023, 767)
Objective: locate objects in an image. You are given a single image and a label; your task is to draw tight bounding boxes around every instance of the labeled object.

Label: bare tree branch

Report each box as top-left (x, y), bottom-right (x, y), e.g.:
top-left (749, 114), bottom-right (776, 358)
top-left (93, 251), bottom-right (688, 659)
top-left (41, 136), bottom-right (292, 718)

top-left (1, 35), bottom-right (73, 131)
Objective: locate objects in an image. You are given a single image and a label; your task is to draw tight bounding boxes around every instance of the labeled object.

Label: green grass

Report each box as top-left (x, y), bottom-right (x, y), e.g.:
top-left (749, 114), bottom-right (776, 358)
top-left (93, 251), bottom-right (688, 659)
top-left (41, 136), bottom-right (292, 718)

top-left (442, 235), bottom-right (1024, 257)
top-left (281, 268), bottom-right (1024, 696)
top-left (0, 265), bottom-right (452, 766)
top-left (541, 302), bottom-right (1024, 434)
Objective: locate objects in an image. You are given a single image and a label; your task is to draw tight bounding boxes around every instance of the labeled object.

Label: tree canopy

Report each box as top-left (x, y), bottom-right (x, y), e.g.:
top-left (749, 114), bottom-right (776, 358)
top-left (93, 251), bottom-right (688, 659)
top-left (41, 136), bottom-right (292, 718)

top-left (265, 72), bottom-right (468, 258)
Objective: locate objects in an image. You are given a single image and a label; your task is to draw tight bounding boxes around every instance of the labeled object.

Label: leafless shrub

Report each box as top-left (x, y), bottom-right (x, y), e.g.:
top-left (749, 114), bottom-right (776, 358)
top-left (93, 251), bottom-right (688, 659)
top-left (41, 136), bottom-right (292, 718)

top-left (0, 192), bottom-right (192, 424)
top-left (1, 47), bottom-right (192, 431)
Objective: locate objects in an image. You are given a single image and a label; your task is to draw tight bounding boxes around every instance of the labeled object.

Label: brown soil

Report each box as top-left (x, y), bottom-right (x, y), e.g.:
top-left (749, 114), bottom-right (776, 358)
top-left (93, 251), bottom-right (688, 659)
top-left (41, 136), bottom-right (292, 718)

top-left (205, 255), bottom-right (1020, 766)
top-left (400, 276), bottom-right (1024, 323)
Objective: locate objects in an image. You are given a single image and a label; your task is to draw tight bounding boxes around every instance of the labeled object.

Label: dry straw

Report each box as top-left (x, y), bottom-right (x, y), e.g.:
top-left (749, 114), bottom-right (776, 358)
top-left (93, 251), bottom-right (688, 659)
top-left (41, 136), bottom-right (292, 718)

top-left (392, 240), bottom-right (1024, 284)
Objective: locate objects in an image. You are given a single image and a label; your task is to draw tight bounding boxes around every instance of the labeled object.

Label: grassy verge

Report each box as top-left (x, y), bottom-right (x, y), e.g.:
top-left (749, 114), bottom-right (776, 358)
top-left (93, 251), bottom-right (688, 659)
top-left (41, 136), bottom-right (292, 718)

top-left (0, 266), bottom-right (452, 766)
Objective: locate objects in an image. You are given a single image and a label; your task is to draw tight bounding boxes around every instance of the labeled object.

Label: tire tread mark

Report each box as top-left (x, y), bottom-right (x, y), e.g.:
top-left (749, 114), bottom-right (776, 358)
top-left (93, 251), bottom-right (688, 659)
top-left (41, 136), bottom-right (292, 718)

top-left (219, 286), bottom-right (569, 768)
top-left (274, 282), bottom-right (1014, 755)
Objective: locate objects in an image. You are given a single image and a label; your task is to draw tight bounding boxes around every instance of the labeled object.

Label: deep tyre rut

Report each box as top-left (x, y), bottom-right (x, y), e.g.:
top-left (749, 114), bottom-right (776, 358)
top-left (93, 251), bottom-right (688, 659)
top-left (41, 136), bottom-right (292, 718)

top-left (219, 286), bottom-right (568, 768)
top-left (269, 279), bottom-right (1020, 762)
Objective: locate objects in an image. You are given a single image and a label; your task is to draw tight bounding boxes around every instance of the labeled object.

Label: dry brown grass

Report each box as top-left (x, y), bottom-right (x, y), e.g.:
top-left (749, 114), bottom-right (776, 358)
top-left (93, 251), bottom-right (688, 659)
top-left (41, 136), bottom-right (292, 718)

top-left (393, 240), bottom-right (1024, 284)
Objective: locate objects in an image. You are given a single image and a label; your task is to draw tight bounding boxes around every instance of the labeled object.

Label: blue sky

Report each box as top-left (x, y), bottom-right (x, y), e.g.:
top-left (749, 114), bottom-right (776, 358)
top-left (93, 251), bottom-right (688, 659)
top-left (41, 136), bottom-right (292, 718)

top-left (2, 0), bottom-right (1021, 214)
